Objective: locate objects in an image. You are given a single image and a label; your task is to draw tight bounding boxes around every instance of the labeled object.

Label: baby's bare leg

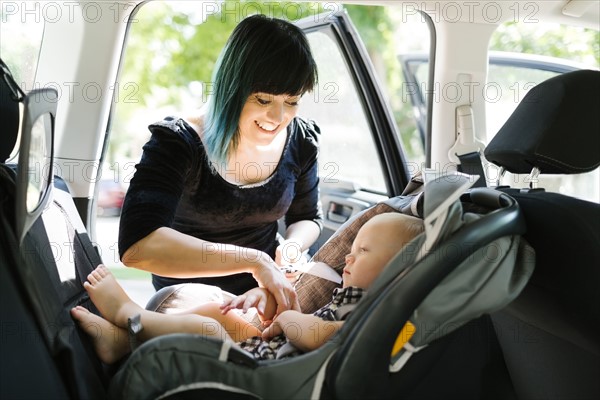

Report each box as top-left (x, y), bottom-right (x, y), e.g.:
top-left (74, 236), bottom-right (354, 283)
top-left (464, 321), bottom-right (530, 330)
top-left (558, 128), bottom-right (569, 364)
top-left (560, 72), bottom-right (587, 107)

top-left (176, 302), bottom-right (262, 342)
top-left (82, 265), bottom-right (234, 343)
top-left (70, 306), bottom-right (130, 364)
top-left (82, 265), bottom-right (145, 328)
top-left (133, 307), bottom-right (232, 343)
top-left (71, 304), bottom-right (232, 364)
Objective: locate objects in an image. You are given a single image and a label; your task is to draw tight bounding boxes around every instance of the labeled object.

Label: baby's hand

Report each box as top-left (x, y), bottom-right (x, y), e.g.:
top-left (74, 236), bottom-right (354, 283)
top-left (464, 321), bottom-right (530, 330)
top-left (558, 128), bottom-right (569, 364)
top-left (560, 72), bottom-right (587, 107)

top-left (260, 310), bottom-right (301, 340)
top-left (261, 317), bottom-right (284, 340)
top-left (220, 287), bottom-right (269, 315)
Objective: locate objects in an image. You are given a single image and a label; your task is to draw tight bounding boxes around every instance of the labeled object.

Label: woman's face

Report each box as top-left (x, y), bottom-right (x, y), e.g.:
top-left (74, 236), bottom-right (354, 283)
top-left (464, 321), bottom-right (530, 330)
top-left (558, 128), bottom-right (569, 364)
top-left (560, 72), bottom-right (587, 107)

top-left (238, 92), bottom-right (301, 146)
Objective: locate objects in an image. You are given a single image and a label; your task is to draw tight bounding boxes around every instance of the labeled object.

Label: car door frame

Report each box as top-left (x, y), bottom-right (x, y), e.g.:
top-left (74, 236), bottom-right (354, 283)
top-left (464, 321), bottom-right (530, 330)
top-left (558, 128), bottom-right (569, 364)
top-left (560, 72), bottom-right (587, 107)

top-left (295, 10), bottom-right (412, 248)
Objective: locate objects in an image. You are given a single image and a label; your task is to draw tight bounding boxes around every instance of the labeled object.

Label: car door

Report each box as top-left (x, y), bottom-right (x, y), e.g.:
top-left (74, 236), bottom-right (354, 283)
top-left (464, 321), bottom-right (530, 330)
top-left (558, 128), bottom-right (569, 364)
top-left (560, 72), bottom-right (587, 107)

top-left (295, 11), bottom-right (411, 251)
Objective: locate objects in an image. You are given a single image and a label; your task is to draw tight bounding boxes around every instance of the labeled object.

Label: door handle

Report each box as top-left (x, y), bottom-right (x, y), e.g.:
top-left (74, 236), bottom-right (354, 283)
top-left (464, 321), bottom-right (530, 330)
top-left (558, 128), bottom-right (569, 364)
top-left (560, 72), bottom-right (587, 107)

top-left (327, 202), bottom-right (353, 224)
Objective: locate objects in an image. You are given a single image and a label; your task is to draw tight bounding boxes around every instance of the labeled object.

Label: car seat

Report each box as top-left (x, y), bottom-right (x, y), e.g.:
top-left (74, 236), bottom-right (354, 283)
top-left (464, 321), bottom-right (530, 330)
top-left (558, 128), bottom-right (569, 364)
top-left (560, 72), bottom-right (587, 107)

top-left (108, 170), bottom-right (534, 400)
top-left (484, 69), bottom-right (600, 399)
top-left (1, 58), bottom-right (111, 399)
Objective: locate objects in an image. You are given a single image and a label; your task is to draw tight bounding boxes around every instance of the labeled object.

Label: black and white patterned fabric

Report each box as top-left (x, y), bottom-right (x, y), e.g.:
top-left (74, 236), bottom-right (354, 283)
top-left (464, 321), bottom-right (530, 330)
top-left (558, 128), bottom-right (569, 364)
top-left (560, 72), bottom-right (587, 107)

top-left (239, 286), bottom-right (365, 360)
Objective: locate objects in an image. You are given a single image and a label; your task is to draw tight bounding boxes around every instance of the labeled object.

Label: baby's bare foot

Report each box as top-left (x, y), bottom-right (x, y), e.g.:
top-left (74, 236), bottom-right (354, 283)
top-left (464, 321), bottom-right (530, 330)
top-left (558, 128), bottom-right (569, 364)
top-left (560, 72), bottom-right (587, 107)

top-left (71, 306), bottom-right (130, 364)
top-left (84, 265), bottom-right (143, 328)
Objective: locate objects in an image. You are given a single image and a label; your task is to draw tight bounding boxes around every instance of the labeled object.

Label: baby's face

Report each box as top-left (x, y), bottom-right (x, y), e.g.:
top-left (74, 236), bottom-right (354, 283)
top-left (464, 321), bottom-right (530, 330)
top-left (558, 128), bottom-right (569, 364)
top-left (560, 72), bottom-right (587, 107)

top-left (342, 218), bottom-right (406, 289)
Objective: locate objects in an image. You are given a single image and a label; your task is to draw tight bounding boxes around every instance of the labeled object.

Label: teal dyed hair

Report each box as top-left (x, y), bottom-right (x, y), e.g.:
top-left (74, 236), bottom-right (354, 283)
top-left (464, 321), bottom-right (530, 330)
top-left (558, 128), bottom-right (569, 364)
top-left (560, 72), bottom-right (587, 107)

top-left (203, 15), bottom-right (318, 165)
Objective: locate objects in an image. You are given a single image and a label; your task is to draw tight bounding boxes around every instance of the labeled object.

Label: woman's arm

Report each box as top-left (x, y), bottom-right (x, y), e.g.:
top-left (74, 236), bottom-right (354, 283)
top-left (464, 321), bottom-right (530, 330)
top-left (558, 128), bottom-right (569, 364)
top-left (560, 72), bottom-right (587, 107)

top-left (122, 227), bottom-right (299, 313)
top-left (278, 118), bottom-right (324, 266)
top-left (262, 310), bottom-right (343, 352)
top-left (275, 220), bottom-right (321, 265)
top-left (123, 227), bottom-right (267, 278)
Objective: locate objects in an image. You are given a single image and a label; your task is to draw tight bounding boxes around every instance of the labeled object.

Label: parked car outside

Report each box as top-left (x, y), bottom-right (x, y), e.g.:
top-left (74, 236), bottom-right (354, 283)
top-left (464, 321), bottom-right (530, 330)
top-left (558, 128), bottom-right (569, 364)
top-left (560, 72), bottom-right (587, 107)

top-left (96, 179), bottom-right (125, 217)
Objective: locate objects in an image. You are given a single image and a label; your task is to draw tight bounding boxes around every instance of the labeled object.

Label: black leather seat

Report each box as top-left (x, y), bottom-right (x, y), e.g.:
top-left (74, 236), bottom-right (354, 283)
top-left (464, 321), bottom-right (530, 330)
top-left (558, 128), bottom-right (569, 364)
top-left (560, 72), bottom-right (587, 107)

top-left (0, 59), bottom-right (21, 163)
top-left (485, 69), bottom-right (600, 399)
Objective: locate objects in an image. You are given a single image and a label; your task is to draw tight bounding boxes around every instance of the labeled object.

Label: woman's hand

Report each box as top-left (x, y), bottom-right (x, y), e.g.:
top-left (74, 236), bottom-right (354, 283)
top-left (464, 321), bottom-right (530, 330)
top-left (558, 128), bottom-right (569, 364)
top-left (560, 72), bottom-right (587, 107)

top-left (221, 287), bottom-right (269, 314)
top-left (278, 265), bottom-right (303, 284)
top-left (275, 239), bottom-right (304, 266)
top-left (220, 287), bottom-right (278, 324)
top-left (275, 239), bottom-right (306, 284)
top-left (252, 253), bottom-right (301, 315)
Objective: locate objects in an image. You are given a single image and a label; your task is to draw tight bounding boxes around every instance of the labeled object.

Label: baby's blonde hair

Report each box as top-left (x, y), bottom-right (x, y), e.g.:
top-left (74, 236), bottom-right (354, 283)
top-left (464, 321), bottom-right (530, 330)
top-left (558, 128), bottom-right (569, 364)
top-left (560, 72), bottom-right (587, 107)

top-left (364, 212), bottom-right (424, 251)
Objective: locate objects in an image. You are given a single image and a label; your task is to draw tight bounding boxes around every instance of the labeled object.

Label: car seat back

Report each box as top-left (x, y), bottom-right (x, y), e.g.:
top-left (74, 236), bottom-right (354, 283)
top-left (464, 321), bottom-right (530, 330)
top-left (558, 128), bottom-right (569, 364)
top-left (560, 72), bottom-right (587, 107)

top-left (0, 59), bottom-right (21, 163)
top-left (485, 69), bottom-right (600, 399)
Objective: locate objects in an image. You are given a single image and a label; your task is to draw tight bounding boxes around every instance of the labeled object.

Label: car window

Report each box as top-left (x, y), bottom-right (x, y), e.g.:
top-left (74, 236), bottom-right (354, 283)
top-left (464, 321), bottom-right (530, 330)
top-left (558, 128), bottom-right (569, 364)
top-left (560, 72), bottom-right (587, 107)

top-left (398, 22), bottom-right (598, 202)
top-left (0, 7), bottom-right (44, 88)
top-left (370, 7), bottom-right (430, 168)
top-left (299, 29), bottom-right (387, 192)
top-left (0, 5), bottom-right (45, 161)
top-left (298, 4), bottom-right (432, 193)
top-left (488, 22), bottom-right (599, 202)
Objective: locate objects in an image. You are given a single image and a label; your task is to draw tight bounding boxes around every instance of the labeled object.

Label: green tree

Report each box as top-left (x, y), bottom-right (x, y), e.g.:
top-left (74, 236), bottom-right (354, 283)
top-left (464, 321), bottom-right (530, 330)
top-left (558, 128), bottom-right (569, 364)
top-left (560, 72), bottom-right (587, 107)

top-left (489, 22), bottom-right (599, 66)
top-left (121, 1), bottom-right (326, 107)
top-left (345, 5), bottom-right (423, 160)
top-left (111, 1), bottom-right (425, 164)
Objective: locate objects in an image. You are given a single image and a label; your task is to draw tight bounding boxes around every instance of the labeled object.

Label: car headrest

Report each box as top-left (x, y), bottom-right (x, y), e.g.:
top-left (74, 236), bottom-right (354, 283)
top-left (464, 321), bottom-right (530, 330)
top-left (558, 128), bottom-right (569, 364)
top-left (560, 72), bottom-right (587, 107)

top-left (484, 69), bottom-right (600, 175)
top-left (0, 58), bottom-right (22, 163)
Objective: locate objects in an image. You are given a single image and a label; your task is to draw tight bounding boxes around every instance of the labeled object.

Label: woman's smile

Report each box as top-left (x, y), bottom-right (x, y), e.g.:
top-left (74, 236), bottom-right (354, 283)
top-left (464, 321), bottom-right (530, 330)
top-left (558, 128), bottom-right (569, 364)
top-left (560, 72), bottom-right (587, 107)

top-left (239, 92), bottom-right (299, 144)
top-left (255, 121), bottom-right (280, 133)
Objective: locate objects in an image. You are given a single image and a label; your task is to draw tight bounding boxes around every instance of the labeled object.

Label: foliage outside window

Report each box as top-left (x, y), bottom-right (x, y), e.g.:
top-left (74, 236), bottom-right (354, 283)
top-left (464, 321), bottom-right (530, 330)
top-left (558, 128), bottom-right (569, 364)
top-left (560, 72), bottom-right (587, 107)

top-left (487, 21), bottom-right (599, 202)
top-left (109, 1), bottom-right (428, 178)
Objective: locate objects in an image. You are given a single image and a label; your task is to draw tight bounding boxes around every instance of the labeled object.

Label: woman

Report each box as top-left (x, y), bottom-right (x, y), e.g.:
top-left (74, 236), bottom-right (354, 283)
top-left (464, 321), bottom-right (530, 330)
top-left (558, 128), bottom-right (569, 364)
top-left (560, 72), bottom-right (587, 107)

top-left (118, 14), bottom-right (322, 313)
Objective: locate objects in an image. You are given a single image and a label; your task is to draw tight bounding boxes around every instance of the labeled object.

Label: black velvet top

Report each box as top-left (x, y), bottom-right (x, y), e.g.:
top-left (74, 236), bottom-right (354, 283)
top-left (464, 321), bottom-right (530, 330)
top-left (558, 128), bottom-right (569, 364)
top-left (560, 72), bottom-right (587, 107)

top-left (118, 116), bottom-right (323, 293)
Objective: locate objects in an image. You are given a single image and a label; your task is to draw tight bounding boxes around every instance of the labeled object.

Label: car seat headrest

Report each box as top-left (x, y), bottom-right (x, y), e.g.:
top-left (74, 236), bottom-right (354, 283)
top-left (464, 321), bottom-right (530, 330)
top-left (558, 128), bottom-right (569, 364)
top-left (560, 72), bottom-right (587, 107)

top-left (484, 70), bottom-right (600, 175)
top-left (0, 58), bottom-right (22, 163)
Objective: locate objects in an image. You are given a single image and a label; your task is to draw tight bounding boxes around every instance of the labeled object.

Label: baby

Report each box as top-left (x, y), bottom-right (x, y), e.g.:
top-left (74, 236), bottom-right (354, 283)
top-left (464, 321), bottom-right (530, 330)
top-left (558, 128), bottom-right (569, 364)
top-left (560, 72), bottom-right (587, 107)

top-left (71, 213), bottom-right (424, 363)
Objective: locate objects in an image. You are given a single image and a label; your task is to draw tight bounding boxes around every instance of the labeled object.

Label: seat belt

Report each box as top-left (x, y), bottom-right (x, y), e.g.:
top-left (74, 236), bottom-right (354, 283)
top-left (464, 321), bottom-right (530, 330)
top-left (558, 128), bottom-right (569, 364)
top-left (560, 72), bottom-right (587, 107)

top-left (448, 105), bottom-right (487, 187)
top-left (291, 261), bottom-right (343, 284)
top-left (457, 151), bottom-right (486, 187)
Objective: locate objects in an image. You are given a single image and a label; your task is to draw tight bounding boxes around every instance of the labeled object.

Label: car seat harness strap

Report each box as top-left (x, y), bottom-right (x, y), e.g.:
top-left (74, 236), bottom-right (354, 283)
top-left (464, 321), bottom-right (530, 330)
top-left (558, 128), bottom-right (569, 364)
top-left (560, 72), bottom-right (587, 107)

top-left (310, 350), bottom-right (337, 400)
top-left (389, 341), bottom-right (426, 373)
top-left (218, 340), bottom-right (232, 362)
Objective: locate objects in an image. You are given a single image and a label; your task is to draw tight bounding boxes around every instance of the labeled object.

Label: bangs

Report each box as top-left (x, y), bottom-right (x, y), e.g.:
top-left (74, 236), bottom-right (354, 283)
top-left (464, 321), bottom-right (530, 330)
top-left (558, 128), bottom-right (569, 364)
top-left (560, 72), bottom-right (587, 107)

top-left (242, 18), bottom-right (317, 96)
top-left (250, 41), bottom-right (317, 96)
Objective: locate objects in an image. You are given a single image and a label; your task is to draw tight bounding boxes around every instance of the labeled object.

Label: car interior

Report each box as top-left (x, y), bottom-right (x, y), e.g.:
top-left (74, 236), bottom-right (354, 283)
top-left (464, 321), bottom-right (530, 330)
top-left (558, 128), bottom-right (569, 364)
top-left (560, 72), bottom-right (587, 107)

top-left (1, 1), bottom-right (599, 399)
